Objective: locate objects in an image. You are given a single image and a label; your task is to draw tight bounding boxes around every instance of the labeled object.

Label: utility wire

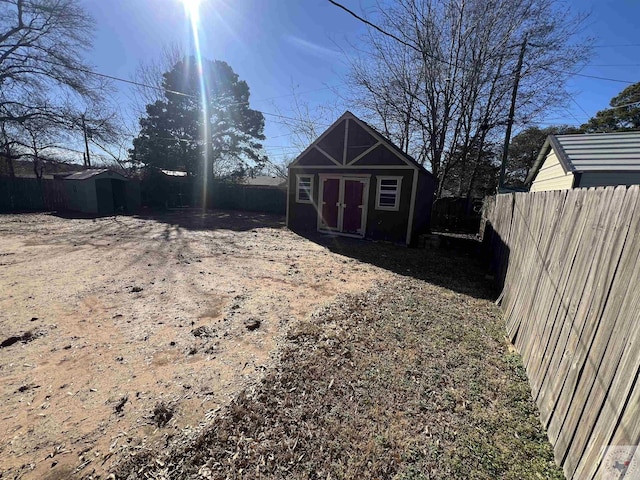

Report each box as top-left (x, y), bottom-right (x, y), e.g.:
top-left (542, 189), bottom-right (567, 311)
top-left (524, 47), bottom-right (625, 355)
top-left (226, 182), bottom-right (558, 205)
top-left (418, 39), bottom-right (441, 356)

top-left (326, 0), bottom-right (471, 71)
top-left (327, 0), bottom-right (421, 54)
top-left (568, 95), bottom-right (591, 120)
top-left (9, 53), bottom-right (338, 126)
top-left (592, 43), bottom-right (640, 48)
top-left (581, 63), bottom-right (640, 67)
top-left (327, 0), bottom-right (640, 86)
top-left (543, 67), bottom-right (637, 84)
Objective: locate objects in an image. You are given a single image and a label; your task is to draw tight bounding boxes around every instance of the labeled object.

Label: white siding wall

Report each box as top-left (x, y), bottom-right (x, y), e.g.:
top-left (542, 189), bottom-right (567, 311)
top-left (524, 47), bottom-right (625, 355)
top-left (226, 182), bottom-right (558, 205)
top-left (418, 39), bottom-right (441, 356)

top-left (529, 151), bottom-right (574, 192)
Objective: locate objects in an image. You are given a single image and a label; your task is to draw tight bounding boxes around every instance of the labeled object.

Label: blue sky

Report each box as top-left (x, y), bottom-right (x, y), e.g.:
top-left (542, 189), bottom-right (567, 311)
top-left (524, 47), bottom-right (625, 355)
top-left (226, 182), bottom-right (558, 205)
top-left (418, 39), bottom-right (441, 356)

top-left (82, 0), bottom-right (640, 166)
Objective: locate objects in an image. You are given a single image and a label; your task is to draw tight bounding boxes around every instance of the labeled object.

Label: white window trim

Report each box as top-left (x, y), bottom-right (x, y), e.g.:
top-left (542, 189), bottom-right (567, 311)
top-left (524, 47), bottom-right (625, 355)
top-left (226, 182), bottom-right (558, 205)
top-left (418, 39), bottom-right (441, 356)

top-left (375, 176), bottom-right (402, 211)
top-left (296, 174), bottom-right (314, 204)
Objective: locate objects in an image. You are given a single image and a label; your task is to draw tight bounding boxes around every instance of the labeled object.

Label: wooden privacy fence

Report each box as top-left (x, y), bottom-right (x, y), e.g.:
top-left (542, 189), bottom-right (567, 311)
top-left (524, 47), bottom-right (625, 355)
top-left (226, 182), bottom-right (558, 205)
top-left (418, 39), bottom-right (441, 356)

top-left (483, 185), bottom-right (640, 480)
top-left (207, 183), bottom-right (286, 215)
top-left (0, 177), bottom-right (67, 212)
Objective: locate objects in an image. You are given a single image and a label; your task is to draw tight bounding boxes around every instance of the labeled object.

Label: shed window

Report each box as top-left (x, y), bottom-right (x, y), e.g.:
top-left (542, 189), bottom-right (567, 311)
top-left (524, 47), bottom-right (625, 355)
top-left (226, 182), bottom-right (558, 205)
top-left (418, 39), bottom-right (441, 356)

top-left (376, 176), bottom-right (402, 211)
top-left (296, 175), bottom-right (313, 203)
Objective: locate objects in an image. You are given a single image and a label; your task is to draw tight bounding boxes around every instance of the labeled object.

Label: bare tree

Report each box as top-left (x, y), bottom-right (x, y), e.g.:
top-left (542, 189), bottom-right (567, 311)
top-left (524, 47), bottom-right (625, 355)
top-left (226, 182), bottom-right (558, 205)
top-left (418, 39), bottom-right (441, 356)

top-left (344, 0), bottom-right (591, 196)
top-left (129, 43), bottom-right (185, 123)
top-left (0, 0), bottom-right (121, 175)
top-left (16, 116), bottom-right (64, 178)
top-left (260, 83), bottom-right (344, 179)
top-left (271, 83), bottom-right (343, 152)
top-left (0, 0), bottom-right (103, 122)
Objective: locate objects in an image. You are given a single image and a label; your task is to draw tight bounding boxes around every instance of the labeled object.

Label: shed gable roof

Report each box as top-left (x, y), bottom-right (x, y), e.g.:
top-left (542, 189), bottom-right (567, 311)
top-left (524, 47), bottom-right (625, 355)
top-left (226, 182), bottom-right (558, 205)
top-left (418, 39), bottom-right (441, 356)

top-left (64, 168), bottom-right (129, 181)
top-left (289, 111), bottom-right (433, 176)
top-left (526, 131), bottom-right (640, 184)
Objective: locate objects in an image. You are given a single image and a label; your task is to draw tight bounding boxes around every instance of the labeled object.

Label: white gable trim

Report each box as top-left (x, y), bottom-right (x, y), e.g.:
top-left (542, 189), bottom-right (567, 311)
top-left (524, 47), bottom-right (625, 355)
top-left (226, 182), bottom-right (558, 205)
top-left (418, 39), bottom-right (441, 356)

top-left (289, 165), bottom-right (415, 170)
top-left (288, 111), bottom-right (422, 172)
top-left (345, 113), bottom-right (418, 170)
top-left (342, 119), bottom-right (349, 165)
top-left (315, 145), bottom-right (343, 166)
top-left (288, 112), bottom-right (350, 168)
top-left (347, 141), bottom-right (382, 166)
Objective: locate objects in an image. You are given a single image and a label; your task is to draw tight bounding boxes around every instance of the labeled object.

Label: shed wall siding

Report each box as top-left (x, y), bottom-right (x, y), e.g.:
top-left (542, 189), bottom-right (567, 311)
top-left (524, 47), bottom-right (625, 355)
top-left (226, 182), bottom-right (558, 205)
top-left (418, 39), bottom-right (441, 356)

top-left (577, 172), bottom-right (640, 188)
top-left (287, 167), bottom-right (416, 243)
top-left (65, 180), bottom-right (97, 213)
top-left (530, 151), bottom-right (574, 192)
top-left (412, 171), bottom-right (437, 237)
top-left (84, 181), bottom-right (98, 213)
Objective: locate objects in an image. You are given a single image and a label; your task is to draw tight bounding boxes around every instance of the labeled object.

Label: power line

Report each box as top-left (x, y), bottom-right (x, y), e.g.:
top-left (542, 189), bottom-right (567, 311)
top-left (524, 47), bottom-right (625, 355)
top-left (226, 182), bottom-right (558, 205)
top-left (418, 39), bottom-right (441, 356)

top-left (581, 63), bottom-right (640, 67)
top-left (326, 0), bottom-right (471, 71)
top-left (544, 67), bottom-right (637, 84)
top-left (327, 0), bottom-right (640, 88)
top-left (327, 0), bottom-right (421, 54)
top-left (10, 53), bottom-right (338, 126)
top-left (592, 43), bottom-right (640, 48)
top-left (11, 52), bottom-right (198, 99)
top-left (569, 95), bottom-right (591, 119)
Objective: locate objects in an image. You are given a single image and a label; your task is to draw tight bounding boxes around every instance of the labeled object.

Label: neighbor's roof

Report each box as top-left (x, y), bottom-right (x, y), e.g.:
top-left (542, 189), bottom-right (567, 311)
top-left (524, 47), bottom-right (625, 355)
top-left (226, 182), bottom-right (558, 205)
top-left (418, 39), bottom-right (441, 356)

top-left (64, 168), bottom-right (128, 180)
top-left (243, 175), bottom-right (286, 187)
top-left (526, 131), bottom-right (640, 184)
top-left (161, 169), bottom-right (188, 177)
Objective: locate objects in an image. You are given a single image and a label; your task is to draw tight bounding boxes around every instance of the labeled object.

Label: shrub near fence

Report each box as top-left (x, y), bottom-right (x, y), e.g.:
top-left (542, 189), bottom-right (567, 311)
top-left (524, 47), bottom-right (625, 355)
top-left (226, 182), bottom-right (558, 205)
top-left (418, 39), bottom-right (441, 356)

top-left (483, 185), bottom-right (640, 480)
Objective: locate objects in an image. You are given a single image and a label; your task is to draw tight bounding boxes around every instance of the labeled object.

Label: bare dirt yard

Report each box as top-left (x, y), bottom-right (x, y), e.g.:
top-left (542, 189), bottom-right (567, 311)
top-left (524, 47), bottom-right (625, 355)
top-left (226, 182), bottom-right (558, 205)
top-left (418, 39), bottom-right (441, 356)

top-left (0, 210), bottom-right (562, 480)
top-left (0, 210), bottom-right (390, 480)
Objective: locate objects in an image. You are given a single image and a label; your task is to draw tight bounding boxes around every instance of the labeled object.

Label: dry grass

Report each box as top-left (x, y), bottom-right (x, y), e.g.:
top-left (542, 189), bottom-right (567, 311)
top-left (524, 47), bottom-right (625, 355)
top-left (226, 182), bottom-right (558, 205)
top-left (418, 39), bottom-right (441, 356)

top-left (114, 242), bottom-right (563, 480)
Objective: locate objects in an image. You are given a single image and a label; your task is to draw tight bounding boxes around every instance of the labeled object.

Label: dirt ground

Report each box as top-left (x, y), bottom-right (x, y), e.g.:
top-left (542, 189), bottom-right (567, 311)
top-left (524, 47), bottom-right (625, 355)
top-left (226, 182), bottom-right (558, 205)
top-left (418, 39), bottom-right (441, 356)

top-left (112, 230), bottom-right (563, 479)
top-left (0, 210), bottom-right (392, 480)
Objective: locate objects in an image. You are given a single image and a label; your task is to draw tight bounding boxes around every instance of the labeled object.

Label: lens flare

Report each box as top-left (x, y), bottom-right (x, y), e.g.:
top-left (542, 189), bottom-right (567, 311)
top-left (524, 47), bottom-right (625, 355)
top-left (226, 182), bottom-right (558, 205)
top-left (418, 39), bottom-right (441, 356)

top-left (182, 0), bottom-right (209, 209)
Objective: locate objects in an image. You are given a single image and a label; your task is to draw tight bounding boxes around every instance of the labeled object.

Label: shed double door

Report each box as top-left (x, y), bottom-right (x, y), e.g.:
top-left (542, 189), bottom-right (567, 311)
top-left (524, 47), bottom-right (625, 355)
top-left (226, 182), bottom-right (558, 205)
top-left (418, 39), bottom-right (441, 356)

top-left (319, 176), bottom-right (368, 237)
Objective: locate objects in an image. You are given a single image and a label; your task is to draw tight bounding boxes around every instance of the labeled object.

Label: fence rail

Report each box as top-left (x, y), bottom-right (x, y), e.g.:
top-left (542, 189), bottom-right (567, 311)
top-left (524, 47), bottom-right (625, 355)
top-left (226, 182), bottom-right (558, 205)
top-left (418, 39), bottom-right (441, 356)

top-left (483, 185), bottom-right (640, 480)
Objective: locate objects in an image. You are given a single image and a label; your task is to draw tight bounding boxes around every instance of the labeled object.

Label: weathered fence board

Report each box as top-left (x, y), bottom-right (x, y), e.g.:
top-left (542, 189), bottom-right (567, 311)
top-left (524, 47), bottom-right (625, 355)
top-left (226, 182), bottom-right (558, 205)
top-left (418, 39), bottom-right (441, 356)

top-left (483, 185), bottom-right (640, 480)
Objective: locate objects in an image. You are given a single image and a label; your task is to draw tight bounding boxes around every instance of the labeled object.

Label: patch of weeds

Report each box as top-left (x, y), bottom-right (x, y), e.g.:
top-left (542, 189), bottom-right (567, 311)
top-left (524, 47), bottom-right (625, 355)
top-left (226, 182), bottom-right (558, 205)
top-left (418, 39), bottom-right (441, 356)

top-left (114, 269), bottom-right (563, 479)
top-left (152, 402), bottom-right (174, 427)
top-left (393, 466), bottom-right (430, 480)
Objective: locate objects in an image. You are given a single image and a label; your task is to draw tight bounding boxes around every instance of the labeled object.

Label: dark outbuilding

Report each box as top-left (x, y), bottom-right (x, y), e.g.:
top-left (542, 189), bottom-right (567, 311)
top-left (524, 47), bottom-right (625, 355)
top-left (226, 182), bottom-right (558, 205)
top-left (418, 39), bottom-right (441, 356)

top-left (63, 169), bottom-right (140, 215)
top-left (287, 111), bottom-right (436, 245)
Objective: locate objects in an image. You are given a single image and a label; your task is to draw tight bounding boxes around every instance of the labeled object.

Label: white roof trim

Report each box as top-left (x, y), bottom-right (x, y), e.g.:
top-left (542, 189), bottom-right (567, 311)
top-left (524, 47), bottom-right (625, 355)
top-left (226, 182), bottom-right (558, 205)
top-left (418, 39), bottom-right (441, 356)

top-left (288, 111), bottom-right (420, 172)
top-left (288, 112), bottom-right (350, 168)
top-left (345, 112), bottom-right (418, 170)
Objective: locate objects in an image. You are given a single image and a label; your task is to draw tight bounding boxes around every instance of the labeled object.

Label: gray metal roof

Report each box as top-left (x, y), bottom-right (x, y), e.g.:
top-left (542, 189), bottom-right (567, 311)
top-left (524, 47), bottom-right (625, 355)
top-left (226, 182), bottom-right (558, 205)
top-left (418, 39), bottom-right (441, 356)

top-left (64, 169), bottom-right (128, 181)
top-left (526, 131), bottom-right (640, 184)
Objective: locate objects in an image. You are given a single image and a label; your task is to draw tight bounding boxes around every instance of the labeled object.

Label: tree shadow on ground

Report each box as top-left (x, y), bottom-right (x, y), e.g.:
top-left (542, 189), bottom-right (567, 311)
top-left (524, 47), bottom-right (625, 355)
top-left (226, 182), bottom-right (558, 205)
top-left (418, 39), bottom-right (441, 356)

top-left (299, 230), bottom-right (496, 300)
top-left (134, 208), bottom-right (286, 232)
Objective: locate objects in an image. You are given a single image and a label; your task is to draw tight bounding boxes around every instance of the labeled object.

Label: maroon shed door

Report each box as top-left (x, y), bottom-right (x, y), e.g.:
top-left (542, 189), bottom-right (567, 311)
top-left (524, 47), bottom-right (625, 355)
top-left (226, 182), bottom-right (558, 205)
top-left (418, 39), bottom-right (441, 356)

top-left (342, 180), bottom-right (364, 234)
top-left (321, 178), bottom-right (340, 229)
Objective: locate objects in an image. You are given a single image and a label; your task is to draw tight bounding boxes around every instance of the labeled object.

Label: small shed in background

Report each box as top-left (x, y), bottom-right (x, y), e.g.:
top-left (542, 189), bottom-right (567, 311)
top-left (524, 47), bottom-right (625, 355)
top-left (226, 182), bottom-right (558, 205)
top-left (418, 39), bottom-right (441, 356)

top-left (287, 111), bottom-right (436, 245)
top-left (526, 131), bottom-right (640, 192)
top-left (63, 169), bottom-right (140, 215)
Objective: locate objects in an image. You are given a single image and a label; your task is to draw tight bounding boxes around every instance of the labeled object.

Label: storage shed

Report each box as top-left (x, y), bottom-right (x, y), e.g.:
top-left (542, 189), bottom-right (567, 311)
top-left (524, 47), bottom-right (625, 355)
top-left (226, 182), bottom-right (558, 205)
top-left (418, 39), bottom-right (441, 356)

top-left (63, 169), bottom-right (140, 215)
top-left (526, 131), bottom-right (640, 192)
top-left (287, 111), bottom-right (436, 245)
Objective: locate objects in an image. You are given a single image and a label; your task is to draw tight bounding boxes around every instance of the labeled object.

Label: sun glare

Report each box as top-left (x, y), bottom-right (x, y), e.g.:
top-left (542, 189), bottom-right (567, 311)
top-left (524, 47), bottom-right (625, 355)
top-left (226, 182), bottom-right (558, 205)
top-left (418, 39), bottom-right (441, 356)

top-left (181, 0), bottom-right (201, 22)
top-left (181, 0), bottom-right (209, 209)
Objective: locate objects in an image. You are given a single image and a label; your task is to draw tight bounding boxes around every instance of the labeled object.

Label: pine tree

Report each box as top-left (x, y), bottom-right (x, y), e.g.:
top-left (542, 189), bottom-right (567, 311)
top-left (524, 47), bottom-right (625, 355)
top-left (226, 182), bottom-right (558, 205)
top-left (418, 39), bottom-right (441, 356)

top-left (132, 57), bottom-right (267, 178)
